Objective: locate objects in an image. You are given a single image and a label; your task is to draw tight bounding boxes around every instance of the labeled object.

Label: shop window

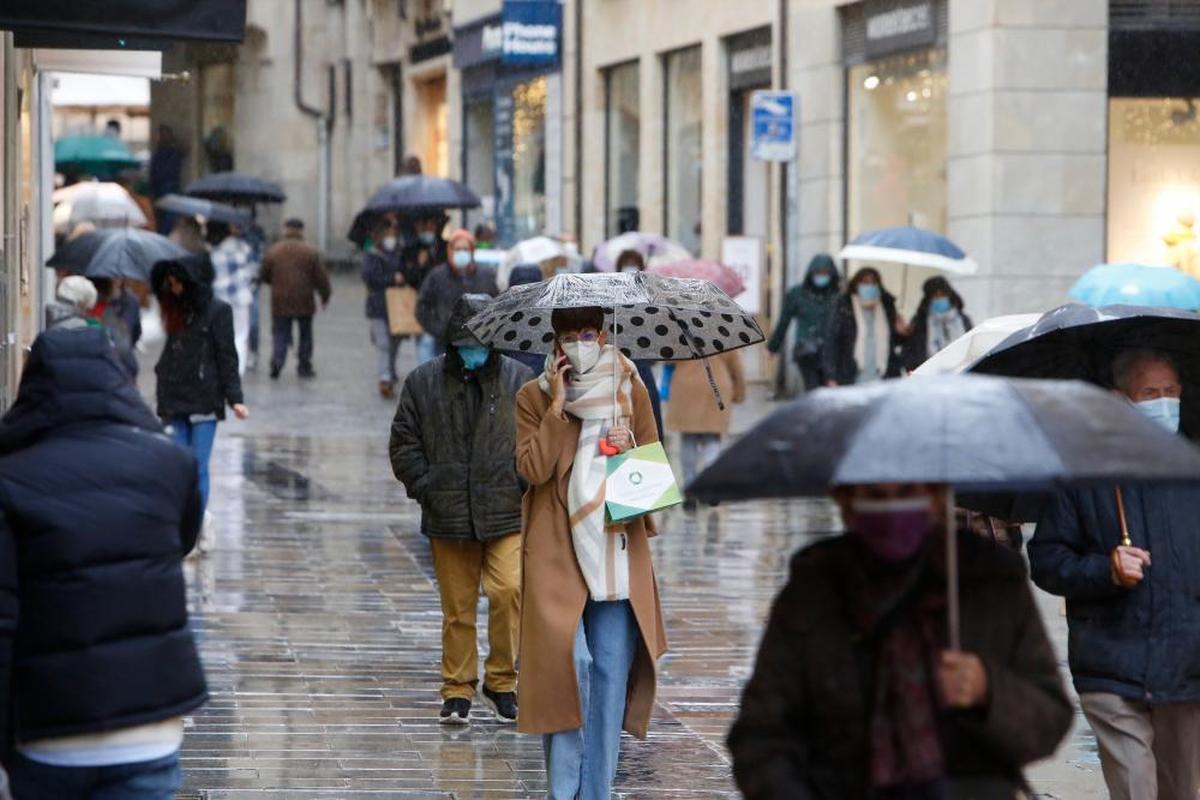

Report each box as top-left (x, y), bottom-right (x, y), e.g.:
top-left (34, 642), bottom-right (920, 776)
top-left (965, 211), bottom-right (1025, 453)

top-left (664, 46), bottom-right (703, 255)
top-left (605, 61), bottom-right (640, 237)
top-left (1107, 97), bottom-right (1200, 271)
top-left (463, 94), bottom-right (495, 232)
top-left (512, 76), bottom-right (547, 242)
top-left (846, 48), bottom-right (947, 237)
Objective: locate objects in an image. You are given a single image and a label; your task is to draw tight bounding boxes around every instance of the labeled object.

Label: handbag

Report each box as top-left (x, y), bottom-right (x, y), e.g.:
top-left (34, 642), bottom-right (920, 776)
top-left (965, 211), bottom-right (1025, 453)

top-left (605, 441), bottom-right (683, 523)
top-left (385, 286), bottom-right (424, 336)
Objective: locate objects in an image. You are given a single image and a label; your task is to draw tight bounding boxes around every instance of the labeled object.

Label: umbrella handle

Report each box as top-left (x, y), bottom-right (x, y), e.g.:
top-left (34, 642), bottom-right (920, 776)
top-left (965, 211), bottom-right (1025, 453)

top-left (1115, 485), bottom-right (1132, 547)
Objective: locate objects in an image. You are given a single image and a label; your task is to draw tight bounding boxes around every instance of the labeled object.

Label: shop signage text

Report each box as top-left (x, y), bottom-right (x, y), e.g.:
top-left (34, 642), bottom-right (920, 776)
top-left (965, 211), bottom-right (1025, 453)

top-left (499, 1), bottom-right (561, 66)
top-left (864, 0), bottom-right (935, 58)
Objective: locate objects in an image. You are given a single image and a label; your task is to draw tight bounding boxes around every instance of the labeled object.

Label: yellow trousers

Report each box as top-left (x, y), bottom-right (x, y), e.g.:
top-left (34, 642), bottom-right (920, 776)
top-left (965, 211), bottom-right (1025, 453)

top-left (430, 533), bottom-right (521, 700)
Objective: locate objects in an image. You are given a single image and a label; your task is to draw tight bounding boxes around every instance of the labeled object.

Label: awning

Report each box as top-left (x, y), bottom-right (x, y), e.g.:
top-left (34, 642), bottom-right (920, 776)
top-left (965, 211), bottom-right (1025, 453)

top-left (33, 50), bottom-right (162, 80)
top-left (0, 0), bottom-right (247, 46)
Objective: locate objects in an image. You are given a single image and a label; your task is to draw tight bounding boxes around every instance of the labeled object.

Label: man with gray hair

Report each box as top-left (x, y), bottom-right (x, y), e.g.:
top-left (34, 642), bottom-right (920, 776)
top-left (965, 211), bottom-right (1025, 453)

top-left (1030, 348), bottom-right (1199, 800)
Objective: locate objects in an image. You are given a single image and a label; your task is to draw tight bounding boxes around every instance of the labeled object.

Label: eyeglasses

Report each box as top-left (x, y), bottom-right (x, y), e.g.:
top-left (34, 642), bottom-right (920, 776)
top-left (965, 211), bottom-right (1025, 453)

top-left (558, 330), bottom-right (600, 345)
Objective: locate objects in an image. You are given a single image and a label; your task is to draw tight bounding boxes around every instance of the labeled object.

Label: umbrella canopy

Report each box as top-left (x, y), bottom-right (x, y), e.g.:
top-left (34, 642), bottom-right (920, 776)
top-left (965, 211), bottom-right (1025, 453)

top-left (154, 194), bottom-right (252, 227)
top-left (592, 232), bottom-right (691, 273)
top-left (648, 259), bottom-right (745, 298)
top-left (184, 171), bottom-right (286, 204)
top-left (84, 228), bottom-right (188, 282)
top-left (1068, 263), bottom-right (1200, 310)
top-left (839, 226), bottom-right (978, 276)
top-left (688, 375), bottom-right (1200, 504)
top-left (912, 314), bottom-right (1042, 375)
top-left (466, 272), bottom-right (763, 360)
top-left (967, 304), bottom-right (1200, 385)
top-left (53, 136), bottom-right (140, 179)
top-left (46, 229), bottom-right (118, 273)
top-left (499, 236), bottom-right (578, 288)
top-left (51, 182), bottom-right (146, 229)
top-left (363, 175), bottom-right (481, 214)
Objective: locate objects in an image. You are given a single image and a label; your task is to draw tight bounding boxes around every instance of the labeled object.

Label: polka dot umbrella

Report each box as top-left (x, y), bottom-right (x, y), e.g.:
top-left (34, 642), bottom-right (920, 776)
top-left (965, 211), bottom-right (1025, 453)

top-left (466, 272), bottom-right (763, 362)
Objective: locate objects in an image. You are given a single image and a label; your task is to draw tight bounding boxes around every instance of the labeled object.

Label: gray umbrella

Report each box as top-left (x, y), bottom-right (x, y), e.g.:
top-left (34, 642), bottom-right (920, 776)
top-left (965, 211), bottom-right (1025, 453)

top-left (84, 228), bottom-right (189, 282)
top-left (688, 374), bottom-right (1200, 648)
top-left (184, 171), bottom-right (286, 204)
top-left (155, 194), bottom-right (252, 227)
top-left (466, 272), bottom-right (763, 361)
top-left (364, 175), bottom-right (480, 213)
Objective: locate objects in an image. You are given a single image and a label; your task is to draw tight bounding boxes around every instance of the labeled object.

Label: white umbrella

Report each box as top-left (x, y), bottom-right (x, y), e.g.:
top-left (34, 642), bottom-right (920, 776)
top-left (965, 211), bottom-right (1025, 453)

top-left (912, 314), bottom-right (1043, 376)
top-left (52, 182), bottom-right (146, 232)
top-left (498, 236), bottom-right (579, 289)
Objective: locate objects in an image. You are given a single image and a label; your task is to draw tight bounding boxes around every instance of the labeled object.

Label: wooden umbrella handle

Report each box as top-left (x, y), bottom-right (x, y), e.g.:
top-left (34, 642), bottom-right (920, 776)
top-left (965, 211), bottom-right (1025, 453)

top-left (1115, 485), bottom-right (1132, 548)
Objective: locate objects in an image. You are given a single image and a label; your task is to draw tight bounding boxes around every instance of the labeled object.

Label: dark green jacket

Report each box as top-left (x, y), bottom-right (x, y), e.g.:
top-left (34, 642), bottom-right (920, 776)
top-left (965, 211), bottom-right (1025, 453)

top-left (389, 350), bottom-right (533, 541)
top-left (767, 256), bottom-right (840, 358)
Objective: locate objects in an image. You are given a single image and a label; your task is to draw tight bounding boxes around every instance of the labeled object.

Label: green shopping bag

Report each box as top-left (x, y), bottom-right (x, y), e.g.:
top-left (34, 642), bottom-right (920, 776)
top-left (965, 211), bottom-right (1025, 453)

top-left (605, 442), bottom-right (683, 523)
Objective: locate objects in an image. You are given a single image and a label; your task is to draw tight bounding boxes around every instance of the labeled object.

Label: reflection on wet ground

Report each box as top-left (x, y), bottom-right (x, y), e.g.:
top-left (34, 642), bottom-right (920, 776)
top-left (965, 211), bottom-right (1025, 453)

top-left (171, 277), bottom-right (1104, 798)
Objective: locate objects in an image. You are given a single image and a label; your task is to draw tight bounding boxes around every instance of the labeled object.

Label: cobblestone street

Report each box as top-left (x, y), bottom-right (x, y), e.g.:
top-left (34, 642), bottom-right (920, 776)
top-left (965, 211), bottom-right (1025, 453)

top-left (155, 276), bottom-right (1106, 798)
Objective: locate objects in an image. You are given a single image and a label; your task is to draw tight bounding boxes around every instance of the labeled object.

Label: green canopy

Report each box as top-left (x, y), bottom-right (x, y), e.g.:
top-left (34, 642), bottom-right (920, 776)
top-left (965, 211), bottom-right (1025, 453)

top-left (54, 135), bottom-right (140, 179)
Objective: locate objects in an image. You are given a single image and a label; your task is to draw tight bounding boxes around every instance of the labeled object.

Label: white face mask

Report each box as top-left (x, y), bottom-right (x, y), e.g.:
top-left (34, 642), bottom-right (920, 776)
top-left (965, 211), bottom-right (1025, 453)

top-left (452, 250), bottom-right (472, 270)
top-left (1135, 396), bottom-right (1181, 433)
top-left (381, 236), bottom-right (397, 252)
top-left (620, 266), bottom-right (640, 274)
top-left (562, 340), bottom-right (601, 374)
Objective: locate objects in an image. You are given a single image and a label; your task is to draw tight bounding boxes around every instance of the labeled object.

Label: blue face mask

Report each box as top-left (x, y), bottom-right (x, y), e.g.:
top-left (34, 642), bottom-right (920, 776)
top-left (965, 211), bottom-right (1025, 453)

top-left (857, 283), bottom-right (881, 302)
top-left (452, 250), bottom-right (472, 270)
top-left (458, 345), bottom-right (490, 371)
top-left (930, 296), bottom-right (953, 315)
top-left (419, 231), bottom-right (437, 245)
top-left (812, 273), bottom-right (832, 288)
top-left (1136, 396), bottom-right (1181, 433)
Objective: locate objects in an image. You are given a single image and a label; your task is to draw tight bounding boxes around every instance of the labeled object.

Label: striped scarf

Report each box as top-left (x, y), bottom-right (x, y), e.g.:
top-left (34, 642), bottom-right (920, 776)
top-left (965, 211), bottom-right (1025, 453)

top-left (539, 345), bottom-right (635, 601)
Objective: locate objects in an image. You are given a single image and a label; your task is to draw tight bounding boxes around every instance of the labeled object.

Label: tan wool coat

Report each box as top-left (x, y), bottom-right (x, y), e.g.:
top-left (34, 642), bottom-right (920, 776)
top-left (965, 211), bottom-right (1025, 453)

top-left (514, 377), bottom-right (668, 738)
top-left (665, 351), bottom-right (747, 435)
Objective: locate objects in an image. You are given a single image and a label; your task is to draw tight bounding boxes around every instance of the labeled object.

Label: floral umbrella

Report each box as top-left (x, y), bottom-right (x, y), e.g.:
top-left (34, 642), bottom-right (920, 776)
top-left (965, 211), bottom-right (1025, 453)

top-left (648, 259), bottom-right (745, 298)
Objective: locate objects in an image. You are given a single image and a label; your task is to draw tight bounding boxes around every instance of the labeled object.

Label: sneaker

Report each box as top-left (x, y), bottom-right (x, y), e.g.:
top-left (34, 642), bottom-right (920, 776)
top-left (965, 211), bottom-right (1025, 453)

top-left (480, 686), bottom-right (517, 723)
top-left (269, 363), bottom-right (282, 380)
top-left (298, 368), bottom-right (317, 379)
top-left (379, 381), bottom-right (395, 400)
top-left (439, 697), bottom-right (471, 725)
top-left (246, 352), bottom-right (259, 371)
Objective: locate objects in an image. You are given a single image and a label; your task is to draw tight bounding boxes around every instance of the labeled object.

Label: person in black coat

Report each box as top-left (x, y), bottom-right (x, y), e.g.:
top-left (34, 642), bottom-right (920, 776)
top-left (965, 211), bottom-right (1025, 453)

top-left (0, 328), bottom-right (206, 796)
top-left (822, 267), bottom-right (907, 386)
top-left (902, 277), bottom-right (973, 372)
top-left (1030, 349), bottom-right (1200, 800)
top-left (152, 254), bottom-right (249, 518)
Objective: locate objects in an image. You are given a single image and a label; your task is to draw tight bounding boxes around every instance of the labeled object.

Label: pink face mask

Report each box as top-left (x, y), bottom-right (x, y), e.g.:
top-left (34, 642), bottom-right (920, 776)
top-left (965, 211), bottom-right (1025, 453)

top-left (849, 496), bottom-right (934, 562)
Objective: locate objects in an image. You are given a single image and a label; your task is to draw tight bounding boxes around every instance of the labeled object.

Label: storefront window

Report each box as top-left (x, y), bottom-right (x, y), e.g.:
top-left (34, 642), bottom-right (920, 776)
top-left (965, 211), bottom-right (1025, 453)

top-left (605, 61), bottom-right (640, 237)
top-left (847, 49), bottom-right (948, 237)
top-left (415, 75), bottom-right (448, 176)
top-left (664, 46), bottom-right (703, 255)
top-left (1107, 97), bottom-right (1200, 269)
top-left (463, 94), bottom-right (495, 232)
top-left (511, 76), bottom-right (547, 242)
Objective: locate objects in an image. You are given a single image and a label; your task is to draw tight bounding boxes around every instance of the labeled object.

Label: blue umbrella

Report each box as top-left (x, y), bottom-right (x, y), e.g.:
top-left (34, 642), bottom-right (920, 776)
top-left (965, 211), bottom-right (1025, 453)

top-left (839, 225), bottom-right (978, 275)
top-left (1068, 263), bottom-right (1200, 311)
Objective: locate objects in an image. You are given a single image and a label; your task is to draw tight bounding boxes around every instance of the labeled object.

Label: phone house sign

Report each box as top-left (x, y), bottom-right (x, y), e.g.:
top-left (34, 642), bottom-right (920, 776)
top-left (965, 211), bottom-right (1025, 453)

top-left (479, 1), bottom-right (561, 66)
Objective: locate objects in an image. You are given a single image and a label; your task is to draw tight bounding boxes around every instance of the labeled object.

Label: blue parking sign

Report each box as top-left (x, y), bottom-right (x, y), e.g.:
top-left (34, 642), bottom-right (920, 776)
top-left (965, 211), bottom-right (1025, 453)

top-left (751, 91), bottom-right (798, 162)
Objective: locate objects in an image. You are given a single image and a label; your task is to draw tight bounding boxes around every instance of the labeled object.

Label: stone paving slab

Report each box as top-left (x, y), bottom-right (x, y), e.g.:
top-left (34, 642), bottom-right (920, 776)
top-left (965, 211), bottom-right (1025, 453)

top-left (159, 276), bottom-right (1104, 798)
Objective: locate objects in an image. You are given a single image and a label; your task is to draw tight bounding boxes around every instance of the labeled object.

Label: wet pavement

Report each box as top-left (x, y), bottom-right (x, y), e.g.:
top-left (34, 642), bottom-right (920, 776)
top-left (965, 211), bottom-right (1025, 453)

top-left (137, 275), bottom-right (1105, 798)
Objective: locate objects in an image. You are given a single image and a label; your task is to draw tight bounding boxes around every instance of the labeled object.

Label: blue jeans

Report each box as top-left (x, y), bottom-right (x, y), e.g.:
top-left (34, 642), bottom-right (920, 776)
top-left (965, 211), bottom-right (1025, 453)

top-left (7, 752), bottom-right (180, 800)
top-left (168, 418), bottom-right (218, 512)
top-left (417, 333), bottom-right (439, 366)
top-left (544, 600), bottom-right (638, 800)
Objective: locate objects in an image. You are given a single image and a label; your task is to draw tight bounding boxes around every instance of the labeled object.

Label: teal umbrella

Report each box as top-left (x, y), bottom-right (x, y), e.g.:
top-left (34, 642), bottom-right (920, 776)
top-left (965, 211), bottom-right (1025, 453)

top-left (1069, 263), bottom-right (1200, 311)
top-left (54, 135), bottom-right (140, 179)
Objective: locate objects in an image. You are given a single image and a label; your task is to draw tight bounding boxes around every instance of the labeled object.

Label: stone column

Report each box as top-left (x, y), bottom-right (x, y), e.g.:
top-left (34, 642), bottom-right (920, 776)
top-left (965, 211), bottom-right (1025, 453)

top-left (947, 0), bottom-right (1108, 318)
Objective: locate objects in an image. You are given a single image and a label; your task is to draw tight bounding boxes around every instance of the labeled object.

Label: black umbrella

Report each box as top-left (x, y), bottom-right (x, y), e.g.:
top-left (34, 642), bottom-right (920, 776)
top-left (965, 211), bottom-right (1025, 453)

top-left (364, 175), bottom-right (480, 214)
top-left (155, 194), bottom-right (252, 226)
top-left (184, 171), bottom-right (286, 204)
top-left (347, 209), bottom-right (382, 248)
top-left (46, 229), bottom-right (117, 273)
top-left (84, 228), bottom-right (189, 282)
top-left (688, 375), bottom-right (1200, 647)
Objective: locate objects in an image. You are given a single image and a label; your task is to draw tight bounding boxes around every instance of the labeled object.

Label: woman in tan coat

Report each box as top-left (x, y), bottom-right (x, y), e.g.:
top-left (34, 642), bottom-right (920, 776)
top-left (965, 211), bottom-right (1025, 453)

top-left (515, 306), bottom-right (668, 800)
top-left (665, 350), bottom-right (746, 489)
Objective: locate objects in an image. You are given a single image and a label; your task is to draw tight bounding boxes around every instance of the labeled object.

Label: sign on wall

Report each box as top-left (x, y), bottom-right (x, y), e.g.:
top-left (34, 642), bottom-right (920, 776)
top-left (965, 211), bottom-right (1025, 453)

top-left (750, 91), bottom-right (797, 162)
top-left (863, 0), bottom-right (936, 59)
top-left (500, 1), bottom-right (561, 66)
top-left (722, 236), bottom-right (763, 315)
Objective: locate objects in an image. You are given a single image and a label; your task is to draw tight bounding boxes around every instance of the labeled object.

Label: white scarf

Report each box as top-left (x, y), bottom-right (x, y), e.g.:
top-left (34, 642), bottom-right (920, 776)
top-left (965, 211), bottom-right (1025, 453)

top-left (926, 309), bottom-right (967, 357)
top-left (851, 295), bottom-right (891, 379)
top-left (538, 345), bottom-right (635, 601)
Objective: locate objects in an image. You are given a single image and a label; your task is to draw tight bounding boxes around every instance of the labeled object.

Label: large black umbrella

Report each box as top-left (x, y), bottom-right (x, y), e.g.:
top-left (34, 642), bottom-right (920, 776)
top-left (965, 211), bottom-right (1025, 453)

top-left (46, 229), bottom-right (117, 273)
top-left (155, 194), bottom-right (252, 226)
top-left (84, 228), bottom-right (188, 282)
top-left (466, 272), bottom-right (763, 361)
top-left (363, 175), bottom-right (480, 214)
top-left (689, 375), bottom-right (1200, 646)
top-left (184, 171), bottom-right (286, 204)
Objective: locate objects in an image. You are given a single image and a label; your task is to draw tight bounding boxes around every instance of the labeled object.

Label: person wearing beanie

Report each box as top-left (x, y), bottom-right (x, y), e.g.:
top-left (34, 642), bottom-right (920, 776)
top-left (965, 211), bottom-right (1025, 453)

top-left (45, 276), bottom-right (100, 331)
top-left (415, 228), bottom-right (499, 356)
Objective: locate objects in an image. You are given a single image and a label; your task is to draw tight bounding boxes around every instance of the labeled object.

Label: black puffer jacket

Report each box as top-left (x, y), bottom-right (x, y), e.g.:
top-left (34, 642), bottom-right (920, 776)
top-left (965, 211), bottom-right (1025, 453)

top-left (0, 329), bottom-right (206, 751)
top-left (389, 302), bottom-right (533, 540)
top-left (152, 254), bottom-right (244, 420)
top-left (822, 292), bottom-right (904, 385)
